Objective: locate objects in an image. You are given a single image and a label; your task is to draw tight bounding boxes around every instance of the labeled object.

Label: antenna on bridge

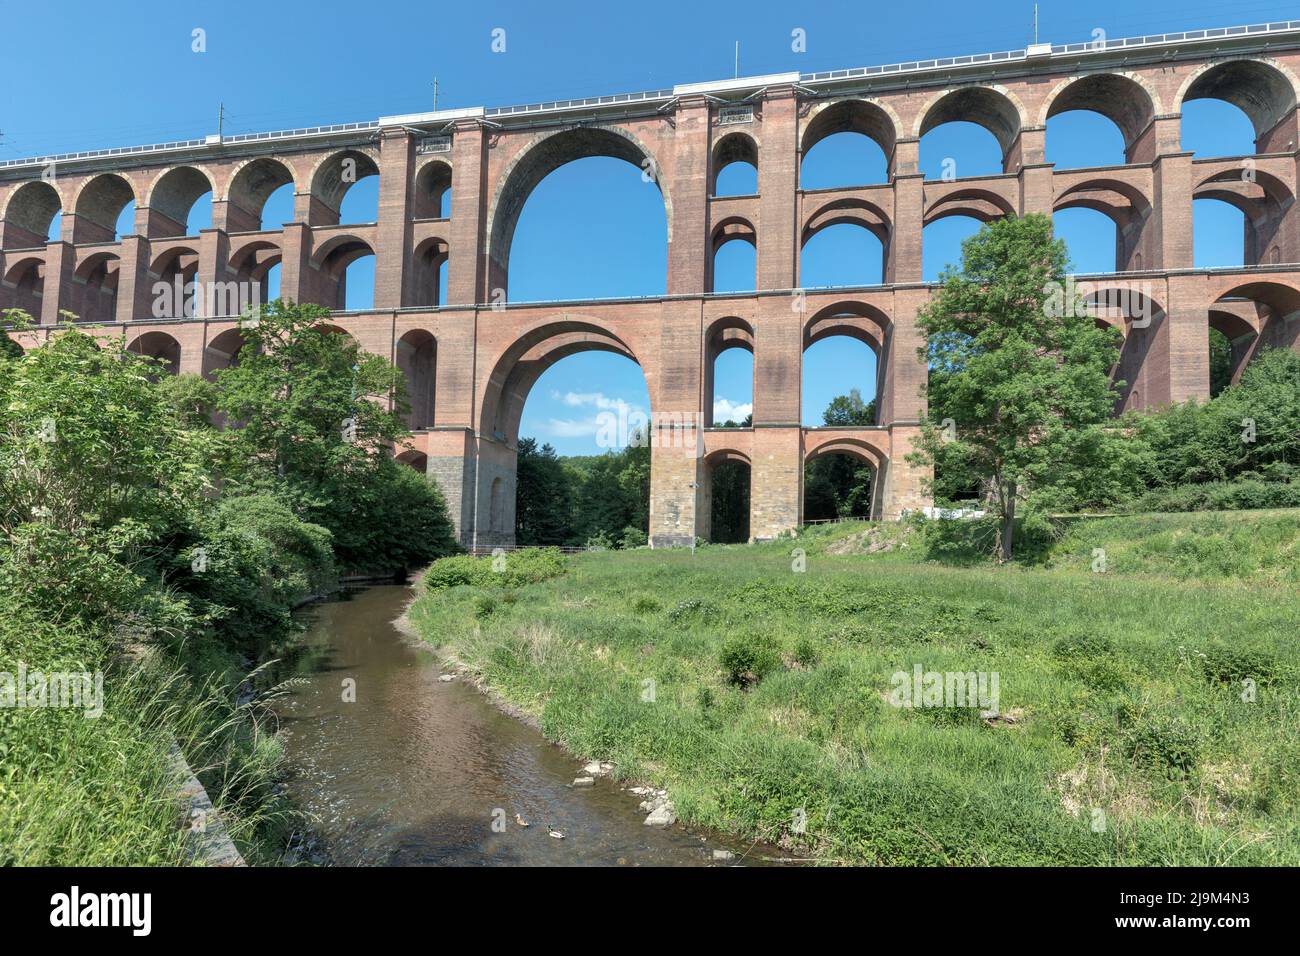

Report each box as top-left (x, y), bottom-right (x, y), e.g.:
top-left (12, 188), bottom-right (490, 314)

top-left (734, 41), bottom-right (740, 78)
top-left (433, 76), bottom-right (439, 112)
top-left (217, 102), bottom-right (225, 139)
top-left (1033, 3), bottom-right (1040, 45)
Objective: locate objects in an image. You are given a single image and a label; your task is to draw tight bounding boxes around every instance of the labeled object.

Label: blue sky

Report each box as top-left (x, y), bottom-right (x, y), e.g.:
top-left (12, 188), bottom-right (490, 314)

top-left (3, 0), bottom-right (1287, 453)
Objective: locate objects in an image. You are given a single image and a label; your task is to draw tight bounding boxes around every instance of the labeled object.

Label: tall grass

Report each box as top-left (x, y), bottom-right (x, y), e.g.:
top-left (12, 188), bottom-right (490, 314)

top-left (0, 614), bottom-right (298, 865)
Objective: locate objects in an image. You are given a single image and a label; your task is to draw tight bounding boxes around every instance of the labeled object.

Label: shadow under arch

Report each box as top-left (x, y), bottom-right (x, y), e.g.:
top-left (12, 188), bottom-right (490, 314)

top-left (1193, 166), bottom-right (1296, 265)
top-left (2, 180), bottom-right (63, 246)
top-left (800, 98), bottom-right (899, 182)
top-left (1042, 72), bottom-right (1158, 163)
top-left (485, 126), bottom-right (672, 299)
top-left (126, 330), bottom-right (181, 377)
top-left (712, 131), bottom-right (758, 195)
top-left (73, 172), bottom-right (137, 243)
top-left (803, 435), bottom-right (888, 520)
top-left (700, 446), bottom-right (752, 543)
top-left (1054, 178), bottom-right (1154, 272)
top-left (924, 187), bottom-right (1016, 226)
top-left (226, 157), bottom-right (296, 232)
top-left (917, 85), bottom-right (1025, 172)
top-left (146, 165), bottom-right (216, 237)
top-left (1211, 279), bottom-right (1300, 357)
top-left (1177, 58), bottom-right (1300, 152)
top-left (1079, 284), bottom-right (1167, 411)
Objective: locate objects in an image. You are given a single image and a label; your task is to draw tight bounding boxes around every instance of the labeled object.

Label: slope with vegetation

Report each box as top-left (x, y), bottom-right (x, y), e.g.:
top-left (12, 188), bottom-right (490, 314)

top-left (0, 302), bottom-right (458, 864)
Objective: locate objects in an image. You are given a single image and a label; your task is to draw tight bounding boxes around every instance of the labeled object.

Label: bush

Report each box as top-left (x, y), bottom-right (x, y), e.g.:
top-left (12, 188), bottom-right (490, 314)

top-left (630, 595), bottom-right (660, 615)
top-left (793, 635), bottom-right (821, 668)
top-left (719, 633), bottom-right (781, 686)
top-left (1122, 711), bottom-right (1201, 778)
top-left (1128, 478), bottom-right (1300, 513)
top-left (1195, 642), bottom-right (1281, 685)
top-left (585, 530), bottom-right (615, 551)
top-left (178, 494), bottom-right (336, 647)
top-left (317, 459), bottom-right (460, 573)
top-left (619, 526), bottom-right (648, 549)
top-left (421, 548), bottom-right (568, 592)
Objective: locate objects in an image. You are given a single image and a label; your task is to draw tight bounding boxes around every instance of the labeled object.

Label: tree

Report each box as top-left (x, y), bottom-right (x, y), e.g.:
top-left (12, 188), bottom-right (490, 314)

top-left (822, 388), bottom-right (876, 426)
top-left (0, 308), bottom-right (32, 361)
top-left (912, 214), bottom-right (1127, 559)
top-left (805, 393), bottom-right (876, 521)
top-left (516, 438), bottom-right (573, 545)
top-left (214, 300), bottom-right (456, 570)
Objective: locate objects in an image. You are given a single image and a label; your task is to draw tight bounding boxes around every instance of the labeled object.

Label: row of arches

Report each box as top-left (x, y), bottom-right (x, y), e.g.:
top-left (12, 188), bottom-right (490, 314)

top-left (710, 58), bottom-right (1300, 199)
top-left (0, 152), bottom-right (453, 248)
top-left (75, 325), bottom-right (439, 431)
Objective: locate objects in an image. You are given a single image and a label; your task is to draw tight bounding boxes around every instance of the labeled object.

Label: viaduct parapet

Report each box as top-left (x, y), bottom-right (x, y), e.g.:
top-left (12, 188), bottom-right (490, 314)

top-left (4, 21), bottom-right (1300, 547)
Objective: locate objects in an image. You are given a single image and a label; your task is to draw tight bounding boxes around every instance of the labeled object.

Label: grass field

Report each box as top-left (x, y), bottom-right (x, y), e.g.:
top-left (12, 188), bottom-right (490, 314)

top-left (408, 510), bottom-right (1300, 865)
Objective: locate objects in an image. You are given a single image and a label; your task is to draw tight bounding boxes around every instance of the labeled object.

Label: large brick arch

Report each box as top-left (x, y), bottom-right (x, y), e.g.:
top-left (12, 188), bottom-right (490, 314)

top-left (224, 157), bottom-right (296, 231)
top-left (483, 125), bottom-right (673, 298)
top-left (306, 148), bottom-right (381, 225)
top-left (1, 180), bottom-right (65, 246)
top-left (477, 316), bottom-right (647, 444)
top-left (144, 165), bottom-right (217, 237)
top-left (72, 173), bottom-right (137, 242)
top-left (1174, 57), bottom-right (1300, 141)
top-left (800, 98), bottom-right (902, 168)
top-left (913, 84), bottom-right (1029, 161)
top-left (1038, 71), bottom-right (1162, 161)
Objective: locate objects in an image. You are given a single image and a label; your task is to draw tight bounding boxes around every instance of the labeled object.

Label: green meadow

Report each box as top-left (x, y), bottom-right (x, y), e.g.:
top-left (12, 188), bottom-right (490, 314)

top-left (409, 511), bottom-right (1300, 865)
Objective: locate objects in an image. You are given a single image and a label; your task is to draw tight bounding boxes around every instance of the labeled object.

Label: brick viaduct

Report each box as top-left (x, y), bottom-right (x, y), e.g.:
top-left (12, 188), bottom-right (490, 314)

top-left (4, 21), bottom-right (1300, 548)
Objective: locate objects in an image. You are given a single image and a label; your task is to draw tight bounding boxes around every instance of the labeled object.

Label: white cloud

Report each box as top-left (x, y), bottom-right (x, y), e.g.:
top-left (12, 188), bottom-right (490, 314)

top-left (543, 417), bottom-right (603, 438)
top-left (556, 390), bottom-right (638, 415)
top-left (713, 397), bottom-right (753, 423)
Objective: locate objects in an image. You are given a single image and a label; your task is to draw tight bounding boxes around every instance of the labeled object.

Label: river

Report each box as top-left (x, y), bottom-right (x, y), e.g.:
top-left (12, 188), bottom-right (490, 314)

top-left (273, 585), bottom-right (776, 866)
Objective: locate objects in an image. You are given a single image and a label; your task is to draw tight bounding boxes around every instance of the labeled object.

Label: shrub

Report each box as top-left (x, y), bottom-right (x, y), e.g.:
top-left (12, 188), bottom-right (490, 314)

top-left (630, 595), bottom-right (660, 615)
top-left (667, 598), bottom-right (719, 626)
top-left (1195, 641), bottom-right (1281, 685)
top-left (585, 530), bottom-right (615, 551)
top-left (719, 633), bottom-right (781, 686)
top-left (178, 494), bottom-right (335, 647)
top-left (619, 525), bottom-right (648, 549)
top-left (1120, 705), bottom-right (1201, 778)
top-left (1128, 478), bottom-right (1300, 513)
top-left (421, 548), bottom-right (567, 592)
top-left (793, 635), bottom-right (821, 668)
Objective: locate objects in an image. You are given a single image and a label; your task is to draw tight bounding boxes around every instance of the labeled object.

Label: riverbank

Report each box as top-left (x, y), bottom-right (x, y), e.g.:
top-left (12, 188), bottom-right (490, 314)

top-left (276, 585), bottom-right (772, 865)
top-left (405, 511), bottom-right (1300, 865)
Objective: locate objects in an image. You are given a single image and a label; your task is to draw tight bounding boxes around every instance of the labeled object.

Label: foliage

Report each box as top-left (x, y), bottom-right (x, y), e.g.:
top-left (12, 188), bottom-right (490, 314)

top-left (0, 305), bottom-right (457, 864)
top-left (822, 388), bottom-right (876, 425)
top-left (174, 494), bottom-right (336, 647)
top-left (516, 436), bottom-right (650, 547)
top-left (1126, 347), bottom-right (1300, 489)
top-left (420, 547), bottom-right (568, 592)
top-left (912, 214), bottom-right (1129, 558)
top-left (719, 632), bottom-right (781, 686)
top-left (515, 438), bottom-right (574, 546)
top-left (709, 460), bottom-right (750, 543)
top-left (213, 300), bottom-right (456, 571)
